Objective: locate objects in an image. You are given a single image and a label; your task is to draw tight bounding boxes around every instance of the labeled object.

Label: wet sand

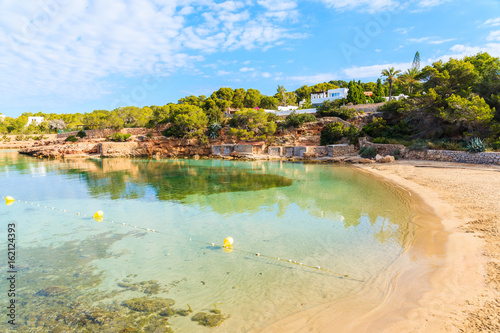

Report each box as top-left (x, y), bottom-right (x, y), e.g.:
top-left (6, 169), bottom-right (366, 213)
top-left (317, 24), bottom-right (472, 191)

top-left (262, 160), bottom-right (500, 332)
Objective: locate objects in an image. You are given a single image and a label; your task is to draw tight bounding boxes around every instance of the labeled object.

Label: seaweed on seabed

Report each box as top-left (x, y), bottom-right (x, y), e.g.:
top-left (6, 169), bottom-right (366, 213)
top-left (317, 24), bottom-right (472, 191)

top-left (176, 304), bottom-right (193, 316)
top-left (191, 304), bottom-right (230, 327)
top-left (122, 297), bottom-right (176, 312)
top-left (117, 279), bottom-right (162, 295)
top-left (0, 232), bottom-right (186, 333)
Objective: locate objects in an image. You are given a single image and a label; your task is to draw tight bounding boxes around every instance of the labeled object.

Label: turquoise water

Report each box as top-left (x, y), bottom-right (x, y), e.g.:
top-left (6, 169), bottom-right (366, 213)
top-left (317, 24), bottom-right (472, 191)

top-left (0, 151), bottom-right (415, 332)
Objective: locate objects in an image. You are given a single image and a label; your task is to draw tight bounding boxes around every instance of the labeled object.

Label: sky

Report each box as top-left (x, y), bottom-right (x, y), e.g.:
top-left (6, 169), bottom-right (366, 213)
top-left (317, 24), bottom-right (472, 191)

top-left (0, 0), bottom-right (499, 117)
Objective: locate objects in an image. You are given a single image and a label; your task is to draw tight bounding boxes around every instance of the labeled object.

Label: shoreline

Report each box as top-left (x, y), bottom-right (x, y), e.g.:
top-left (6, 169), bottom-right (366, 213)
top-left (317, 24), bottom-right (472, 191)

top-left (262, 160), bottom-right (499, 332)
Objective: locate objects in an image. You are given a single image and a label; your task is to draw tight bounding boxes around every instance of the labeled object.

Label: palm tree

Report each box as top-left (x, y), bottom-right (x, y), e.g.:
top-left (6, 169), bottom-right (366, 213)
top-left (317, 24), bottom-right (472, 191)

top-left (400, 67), bottom-right (420, 94)
top-left (381, 67), bottom-right (402, 101)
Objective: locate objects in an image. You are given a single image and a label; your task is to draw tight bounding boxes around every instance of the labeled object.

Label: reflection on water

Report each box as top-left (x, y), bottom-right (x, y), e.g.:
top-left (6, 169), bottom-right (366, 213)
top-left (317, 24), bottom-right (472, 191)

top-left (0, 151), bottom-right (415, 332)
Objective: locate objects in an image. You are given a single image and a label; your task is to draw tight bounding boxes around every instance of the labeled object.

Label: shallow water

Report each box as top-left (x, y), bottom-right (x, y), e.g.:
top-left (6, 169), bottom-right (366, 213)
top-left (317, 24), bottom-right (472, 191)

top-left (0, 151), bottom-right (415, 332)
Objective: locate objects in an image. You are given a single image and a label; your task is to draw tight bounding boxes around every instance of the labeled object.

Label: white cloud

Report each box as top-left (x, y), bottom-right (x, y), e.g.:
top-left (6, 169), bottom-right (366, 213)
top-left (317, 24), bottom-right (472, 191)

top-left (216, 70), bottom-right (232, 76)
top-left (429, 38), bottom-right (455, 44)
top-left (342, 62), bottom-right (411, 78)
top-left (486, 30), bottom-right (500, 42)
top-left (239, 67), bottom-right (255, 72)
top-left (318, 0), bottom-right (398, 13)
top-left (417, 0), bottom-right (450, 8)
top-left (408, 37), bottom-right (431, 43)
top-left (441, 43), bottom-right (500, 59)
top-left (257, 0), bottom-right (299, 21)
top-left (285, 73), bottom-right (336, 84)
top-left (408, 36), bottom-right (455, 44)
top-left (483, 17), bottom-right (500, 27)
top-left (395, 27), bottom-right (410, 34)
top-left (0, 0), bottom-right (307, 108)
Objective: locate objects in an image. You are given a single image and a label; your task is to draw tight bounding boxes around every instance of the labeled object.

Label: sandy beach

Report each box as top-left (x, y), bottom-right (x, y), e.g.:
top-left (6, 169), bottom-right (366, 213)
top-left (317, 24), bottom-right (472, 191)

top-left (263, 160), bottom-right (500, 332)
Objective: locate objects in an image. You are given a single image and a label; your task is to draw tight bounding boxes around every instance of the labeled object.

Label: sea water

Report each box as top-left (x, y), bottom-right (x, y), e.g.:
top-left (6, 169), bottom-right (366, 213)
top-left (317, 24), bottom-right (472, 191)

top-left (0, 151), bottom-right (414, 332)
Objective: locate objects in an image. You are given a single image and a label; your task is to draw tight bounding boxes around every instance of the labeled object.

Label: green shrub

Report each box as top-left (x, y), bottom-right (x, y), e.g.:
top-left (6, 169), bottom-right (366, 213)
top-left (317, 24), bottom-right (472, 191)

top-left (490, 140), bottom-right (500, 151)
top-left (359, 146), bottom-right (377, 158)
top-left (15, 135), bottom-right (25, 141)
top-left (228, 128), bottom-right (254, 141)
top-left (373, 96), bottom-right (386, 103)
top-left (317, 106), bottom-right (358, 120)
top-left (408, 140), bottom-right (428, 151)
top-left (107, 133), bottom-right (131, 142)
top-left (393, 148), bottom-right (401, 160)
top-left (344, 124), bottom-right (360, 145)
top-left (316, 100), bottom-right (359, 119)
top-left (2, 135), bottom-right (10, 142)
top-left (362, 117), bottom-right (387, 138)
top-left (65, 135), bottom-right (78, 142)
top-left (229, 108), bottom-right (276, 139)
top-left (162, 108), bottom-right (208, 138)
top-left (285, 111), bottom-right (317, 127)
top-left (466, 137), bottom-right (486, 153)
top-left (320, 122), bottom-right (345, 145)
top-left (146, 132), bottom-right (153, 138)
top-left (199, 135), bottom-right (209, 146)
top-left (372, 137), bottom-right (389, 144)
top-left (77, 130), bottom-right (87, 138)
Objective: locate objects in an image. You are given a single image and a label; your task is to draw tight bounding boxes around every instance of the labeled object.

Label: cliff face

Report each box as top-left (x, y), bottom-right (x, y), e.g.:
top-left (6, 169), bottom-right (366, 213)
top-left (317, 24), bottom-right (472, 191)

top-left (18, 138), bottom-right (212, 158)
top-left (16, 118), bottom-right (352, 159)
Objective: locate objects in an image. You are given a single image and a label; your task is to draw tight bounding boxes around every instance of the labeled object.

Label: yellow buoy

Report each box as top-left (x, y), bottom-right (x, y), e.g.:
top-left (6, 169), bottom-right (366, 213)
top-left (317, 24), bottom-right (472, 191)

top-left (5, 196), bottom-right (15, 205)
top-left (93, 210), bottom-right (103, 222)
top-left (223, 237), bottom-right (234, 253)
top-left (223, 237), bottom-right (233, 247)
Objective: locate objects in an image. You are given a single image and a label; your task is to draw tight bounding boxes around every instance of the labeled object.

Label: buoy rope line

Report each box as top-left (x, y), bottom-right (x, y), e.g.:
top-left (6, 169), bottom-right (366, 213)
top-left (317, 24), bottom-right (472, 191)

top-left (2, 196), bottom-right (363, 281)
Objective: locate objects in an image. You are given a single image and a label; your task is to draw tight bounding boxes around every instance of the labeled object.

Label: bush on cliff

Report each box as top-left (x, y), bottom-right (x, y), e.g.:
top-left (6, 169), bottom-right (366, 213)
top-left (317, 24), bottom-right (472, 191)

top-left (284, 111), bottom-right (316, 128)
top-left (320, 122), bottom-right (359, 145)
top-left (106, 133), bottom-right (131, 142)
top-left (65, 135), bottom-right (78, 142)
top-left (320, 122), bottom-right (345, 145)
top-left (229, 108), bottom-right (276, 140)
top-left (162, 107), bottom-right (208, 138)
top-left (316, 100), bottom-right (359, 120)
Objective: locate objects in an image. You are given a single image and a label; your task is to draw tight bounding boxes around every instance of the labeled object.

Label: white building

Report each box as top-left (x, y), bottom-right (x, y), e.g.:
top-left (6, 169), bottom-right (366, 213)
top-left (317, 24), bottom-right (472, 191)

top-left (277, 105), bottom-right (299, 112)
top-left (0, 114), bottom-right (6, 121)
top-left (27, 116), bottom-right (44, 126)
top-left (311, 88), bottom-right (349, 105)
top-left (382, 94), bottom-right (408, 102)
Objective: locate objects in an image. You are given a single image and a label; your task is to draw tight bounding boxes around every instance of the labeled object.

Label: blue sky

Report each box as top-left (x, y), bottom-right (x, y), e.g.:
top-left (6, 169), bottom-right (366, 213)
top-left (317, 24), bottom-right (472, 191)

top-left (0, 0), bottom-right (499, 117)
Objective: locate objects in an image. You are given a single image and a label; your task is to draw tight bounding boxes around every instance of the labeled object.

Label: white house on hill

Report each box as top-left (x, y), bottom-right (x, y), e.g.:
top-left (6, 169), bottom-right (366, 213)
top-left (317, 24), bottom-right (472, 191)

top-left (0, 114), bottom-right (6, 121)
top-left (311, 88), bottom-right (349, 105)
top-left (27, 116), bottom-right (44, 126)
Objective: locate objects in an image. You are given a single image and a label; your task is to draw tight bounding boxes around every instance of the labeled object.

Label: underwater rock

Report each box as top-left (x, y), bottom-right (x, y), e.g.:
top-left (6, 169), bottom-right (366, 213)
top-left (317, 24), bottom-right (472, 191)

top-left (119, 328), bottom-right (141, 333)
top-left (35, 286), bottom-right (69, 296)
top-left (159, 304), bottom-right (193, 317)
top-left (117, 280), bottom-right (161, 295)
top-left (191, 310), bottom-right (229, 327)
top-left (123, 297), bottom-right (176, 312)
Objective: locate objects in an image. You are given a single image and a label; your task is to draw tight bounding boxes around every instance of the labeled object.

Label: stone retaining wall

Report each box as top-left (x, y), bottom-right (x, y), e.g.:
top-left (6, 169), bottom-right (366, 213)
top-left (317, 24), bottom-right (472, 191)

top-left (404, 150), bottom-right (500, 165)
top-left (327, 144), bottom-right (356, 157)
